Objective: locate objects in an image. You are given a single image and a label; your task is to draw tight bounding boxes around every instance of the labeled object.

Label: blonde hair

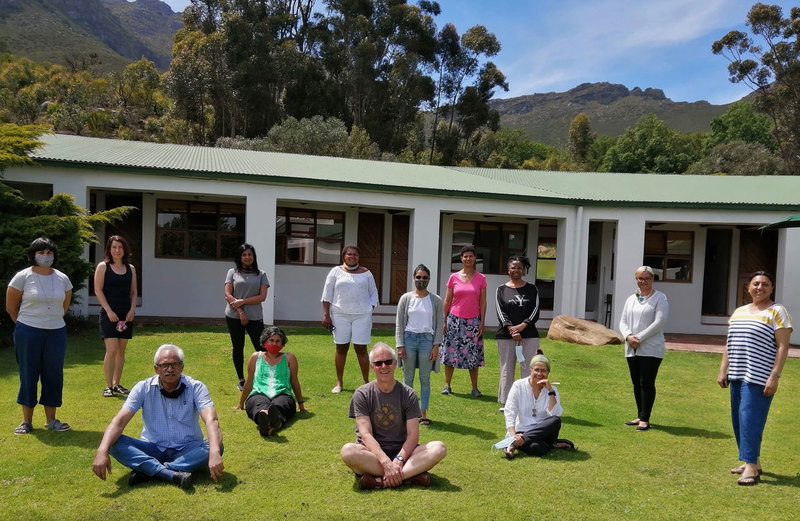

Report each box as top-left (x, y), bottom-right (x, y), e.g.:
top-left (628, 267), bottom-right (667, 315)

top-left (635, 266), bottom-right (655, 278)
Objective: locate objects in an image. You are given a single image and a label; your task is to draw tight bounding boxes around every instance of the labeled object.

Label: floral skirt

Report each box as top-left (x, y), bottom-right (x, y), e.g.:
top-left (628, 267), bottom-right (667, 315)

top-left (440, 314), bottom-right (484, 369)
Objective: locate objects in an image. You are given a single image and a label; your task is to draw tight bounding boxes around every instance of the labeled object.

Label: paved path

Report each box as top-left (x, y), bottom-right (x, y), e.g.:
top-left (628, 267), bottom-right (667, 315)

top-left (665, 333), bottom-right (800, 358)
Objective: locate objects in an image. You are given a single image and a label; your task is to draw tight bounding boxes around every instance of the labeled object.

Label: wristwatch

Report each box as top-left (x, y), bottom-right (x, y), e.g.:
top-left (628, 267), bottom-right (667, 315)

top-left (394, 455), bottom-right (405, 463)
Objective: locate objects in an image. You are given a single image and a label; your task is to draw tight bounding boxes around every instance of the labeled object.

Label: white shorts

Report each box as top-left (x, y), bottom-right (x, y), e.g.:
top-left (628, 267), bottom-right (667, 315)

top-left (332, 312), bottom-right (373, 345)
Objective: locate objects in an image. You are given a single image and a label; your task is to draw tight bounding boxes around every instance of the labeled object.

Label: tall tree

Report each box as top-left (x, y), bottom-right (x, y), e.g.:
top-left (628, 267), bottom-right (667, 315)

top-left (430, 23), bottom-right (505, 164)
top-left (712, 3), bottom-right (800, 174)
top-left (567, 113), bottom-right (594, 164)
top-left (706, 99), bottom-right (776, 151)
top-left (603, 115), bottom-right (699, 174)
top-left (316, 0), bottom-right (438, 153)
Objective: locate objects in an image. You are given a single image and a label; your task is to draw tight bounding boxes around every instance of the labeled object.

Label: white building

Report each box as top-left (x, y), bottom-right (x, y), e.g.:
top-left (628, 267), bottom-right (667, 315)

top-left (6, 134), bottom-right (800, 342)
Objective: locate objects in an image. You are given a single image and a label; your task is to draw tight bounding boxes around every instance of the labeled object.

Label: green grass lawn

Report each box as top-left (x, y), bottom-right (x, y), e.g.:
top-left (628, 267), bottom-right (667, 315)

top-left (1, 325), bottom-right (798, 521)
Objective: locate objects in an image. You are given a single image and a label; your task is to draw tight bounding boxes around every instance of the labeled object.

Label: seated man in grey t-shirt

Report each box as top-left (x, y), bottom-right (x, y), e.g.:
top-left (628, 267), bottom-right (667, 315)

top-left (340, 342), bottom-right (447, 490)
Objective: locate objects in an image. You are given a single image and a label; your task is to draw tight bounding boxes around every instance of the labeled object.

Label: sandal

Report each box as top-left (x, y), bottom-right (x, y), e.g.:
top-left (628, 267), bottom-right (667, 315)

top-left (419, 417), bottom-right (431, 426)
top-left (112, 384), bottom-right (129, 395)
top-left (554, 438), bottom-right (576, 450)
top-left (730, 464), bottom-right (762, 475)
top-left (504, 445), bottom-right (516, 459)
top-left (14, 421), bottom-right (33, 435)
top-left (45, 419), bottom-right (71, 432)
top-left (737, 474), bottom-right (760, 486)
top-left (103, 387), bottom-right (114, 398)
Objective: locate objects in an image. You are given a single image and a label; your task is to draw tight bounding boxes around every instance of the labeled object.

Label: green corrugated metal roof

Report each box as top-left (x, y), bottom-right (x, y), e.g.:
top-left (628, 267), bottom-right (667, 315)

top-left (29, 134), bottom-right (800, 210)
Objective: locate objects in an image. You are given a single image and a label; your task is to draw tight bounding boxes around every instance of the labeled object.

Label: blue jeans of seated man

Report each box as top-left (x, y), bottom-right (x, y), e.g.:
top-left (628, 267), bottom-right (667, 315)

top-left (109, 435), bottom-right (223, 478)
top-left (402, 331), bottom-right (434, 410)
top-left (730, 380), bottom-right (773, 464)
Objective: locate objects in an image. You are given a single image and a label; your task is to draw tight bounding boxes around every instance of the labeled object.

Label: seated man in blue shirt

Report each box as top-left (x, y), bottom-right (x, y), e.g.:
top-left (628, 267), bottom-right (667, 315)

top-left (92, 344), bottom-right (224, 489)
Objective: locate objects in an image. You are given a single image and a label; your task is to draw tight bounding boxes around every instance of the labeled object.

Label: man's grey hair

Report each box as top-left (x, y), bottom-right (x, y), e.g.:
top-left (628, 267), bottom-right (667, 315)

top-left (368, 342), bottom-right (397, 364)
top-left (153, 344), bottom-right (185, 365)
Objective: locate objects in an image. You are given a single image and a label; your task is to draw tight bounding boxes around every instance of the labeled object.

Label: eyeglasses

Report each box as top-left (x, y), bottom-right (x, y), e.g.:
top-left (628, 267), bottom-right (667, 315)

top-left (636, 277), bottom-right (653, 282)
top-left (414, 276), bottom-right (429, 280)
top-left (156, 362), bottom-right (182, 370)
top-left (372, 359), bottom-right (395, 367)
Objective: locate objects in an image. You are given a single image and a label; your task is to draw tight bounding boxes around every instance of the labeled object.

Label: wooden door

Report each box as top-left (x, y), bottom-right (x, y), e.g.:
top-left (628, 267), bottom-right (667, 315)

top-left (736, 229), bottom-right (777, 306)
top-left (358, 213), bottom-right (384, 303)
top-left (390, 215), bottom-right (409, 303)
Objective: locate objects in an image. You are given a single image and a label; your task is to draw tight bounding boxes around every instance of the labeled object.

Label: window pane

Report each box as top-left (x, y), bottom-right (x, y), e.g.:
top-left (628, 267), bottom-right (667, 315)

top-left (666, 258), bottom-right (691, 280)
top-left (219, 204), bottom-right (245, 232)
top-left (188, 231), bottom-right (217, 258)
top-left (450, 246), bottom-right (463, 271)
top-left (477, 223), bottom-right (501, 247)
top-left (276, 213), bottom-right (287, 235)
top-left (318, 211), bottom-right (343, 239)
top-left (188, 203), bottom-right (218, 231)
top-left (287, 237), bottom-right (314, 264)
top-left (475, 246), bottom-right (495, 274)
top-left (158, 212), bottom-right (187, 229)
top-left (289, 210), bottom-right (315, 238)
top-left (158, 231), bottom-right (186, 256)
top-left (504, 224), bottom-right (525, 249)
top-left (538, 242), bottom-right (557, 260)
top-left (452, 220), bottom-right (475, 247)
top-left (220, 234), bottom-right (244, 259)
top-left (642, 255), bottom-right (665, 280)
top-left (317, 240), bottom-right (341, 264)
top-left (666, 232), bottom-right (692, 255)
top-left (644, 231), bottom-right (665, 254)
top-left (536, 259), bottom-right (556, 281)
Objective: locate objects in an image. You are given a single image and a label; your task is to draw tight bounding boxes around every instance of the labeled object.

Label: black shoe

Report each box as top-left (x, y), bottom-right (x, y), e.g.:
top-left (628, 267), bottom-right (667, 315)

top-left (128, 470), bottom-right (153, 486)
top-left (172, 471), bottom-right (193, 489)
top-left (266, 406), bottom-right (284, 436)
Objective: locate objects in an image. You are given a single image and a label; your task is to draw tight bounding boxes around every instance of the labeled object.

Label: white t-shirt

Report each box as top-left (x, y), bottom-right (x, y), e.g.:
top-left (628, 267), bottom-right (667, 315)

top-left (405, 294), bottom-right (434, 334)
top-left (9, 267), bottom-right (73, 329)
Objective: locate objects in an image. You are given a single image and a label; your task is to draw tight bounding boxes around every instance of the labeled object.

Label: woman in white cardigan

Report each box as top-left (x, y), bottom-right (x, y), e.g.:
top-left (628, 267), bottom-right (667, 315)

top-left (395, 264), bottom-right (443, 425)
top-left (619, 266), bottom-right (669, 432)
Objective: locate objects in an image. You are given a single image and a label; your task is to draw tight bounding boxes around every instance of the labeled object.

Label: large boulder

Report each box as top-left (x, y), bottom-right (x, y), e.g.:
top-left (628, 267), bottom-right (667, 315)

top-left (547, 315), bottom-right (623, 346)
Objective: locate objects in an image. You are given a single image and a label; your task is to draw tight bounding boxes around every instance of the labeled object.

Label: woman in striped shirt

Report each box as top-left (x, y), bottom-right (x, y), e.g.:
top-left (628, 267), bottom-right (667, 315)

top-left (717, 271), bottom-right (793, 486)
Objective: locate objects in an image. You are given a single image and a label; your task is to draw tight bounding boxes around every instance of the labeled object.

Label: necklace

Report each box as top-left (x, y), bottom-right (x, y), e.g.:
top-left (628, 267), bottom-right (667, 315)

top-left (344, 264), bottom-right (360, 271)
top-left (34, 271), bottom-right (56, 311)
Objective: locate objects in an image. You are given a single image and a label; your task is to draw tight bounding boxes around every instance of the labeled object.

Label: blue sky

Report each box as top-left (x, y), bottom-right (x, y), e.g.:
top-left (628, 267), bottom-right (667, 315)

top-left (157, 0), bottom-right (797, 104)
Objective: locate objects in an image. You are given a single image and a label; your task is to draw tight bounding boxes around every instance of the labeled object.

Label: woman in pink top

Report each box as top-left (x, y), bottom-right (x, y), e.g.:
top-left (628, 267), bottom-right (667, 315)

top-left (440, 245), bottom-right (487, 397)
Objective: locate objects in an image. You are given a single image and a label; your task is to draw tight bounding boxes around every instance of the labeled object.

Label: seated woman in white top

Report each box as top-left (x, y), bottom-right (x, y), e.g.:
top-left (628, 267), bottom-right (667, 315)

top-left (502, 353), bottom-right (574, 458)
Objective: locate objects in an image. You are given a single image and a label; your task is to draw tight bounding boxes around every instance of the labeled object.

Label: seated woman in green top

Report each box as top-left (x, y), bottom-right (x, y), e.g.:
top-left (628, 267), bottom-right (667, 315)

top-left (236, 326), bottom-right (307, 436)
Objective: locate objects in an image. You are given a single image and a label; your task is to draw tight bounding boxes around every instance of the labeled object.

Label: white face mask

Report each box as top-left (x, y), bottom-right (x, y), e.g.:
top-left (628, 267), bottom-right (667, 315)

top-left (35, 253), bottom-right (54, 268)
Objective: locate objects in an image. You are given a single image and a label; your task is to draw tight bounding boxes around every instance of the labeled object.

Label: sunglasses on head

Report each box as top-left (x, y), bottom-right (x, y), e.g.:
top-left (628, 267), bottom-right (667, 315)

top-left (372, 359), bottom-right (395, 367)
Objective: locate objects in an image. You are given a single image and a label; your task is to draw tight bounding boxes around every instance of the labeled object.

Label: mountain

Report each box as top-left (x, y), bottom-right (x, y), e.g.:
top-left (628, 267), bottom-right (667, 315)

top-left (0, 0), bottom-right (181, 72)
top-left (491, 82), bottom-right (731, 147)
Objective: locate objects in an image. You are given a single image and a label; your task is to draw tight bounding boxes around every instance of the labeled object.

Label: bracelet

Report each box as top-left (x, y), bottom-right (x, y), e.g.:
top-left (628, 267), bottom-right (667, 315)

top-left (548, 390), bottom-right (556, 396)
top-left (771, 372), bottom-right (781, 377)
top-left (297, 400), bottom-right (305, 404)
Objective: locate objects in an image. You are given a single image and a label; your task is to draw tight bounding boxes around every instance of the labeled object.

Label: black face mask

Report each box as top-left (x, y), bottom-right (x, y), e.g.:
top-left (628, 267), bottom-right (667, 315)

top-left (160, 382), bottom-right (186, 399)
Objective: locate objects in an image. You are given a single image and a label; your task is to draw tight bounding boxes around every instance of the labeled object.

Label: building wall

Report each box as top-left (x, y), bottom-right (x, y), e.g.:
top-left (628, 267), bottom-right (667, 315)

top-left (6, 164), bottom-right (799, 343)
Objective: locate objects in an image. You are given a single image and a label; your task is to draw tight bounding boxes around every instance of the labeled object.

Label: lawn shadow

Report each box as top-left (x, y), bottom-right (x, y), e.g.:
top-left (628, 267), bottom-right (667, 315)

top-left (100, 470), bottom-right (238, 497)
top-left (425, 420), bottom-right (496, 440)
top-left (654, 423), bottom-right (730, 439)
top-left (760, 471), bottom-right (800, 488)
top-left (348, 473), bottom-right (461, 492)
top-left (502, 448), bottom-right (591, 463)
top-left (31, 428), bottom-right (102, 450)
top-left (561, 416), bottom-right (602, 428)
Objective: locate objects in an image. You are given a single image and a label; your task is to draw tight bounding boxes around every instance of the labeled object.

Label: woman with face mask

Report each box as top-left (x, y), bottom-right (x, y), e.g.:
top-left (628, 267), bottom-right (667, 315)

top-left (235, 326), bottom-right (306, 437)
top-left (6, 237), bottom-right (73, 435)
top-left (395, 264), bottom-right (443, 425)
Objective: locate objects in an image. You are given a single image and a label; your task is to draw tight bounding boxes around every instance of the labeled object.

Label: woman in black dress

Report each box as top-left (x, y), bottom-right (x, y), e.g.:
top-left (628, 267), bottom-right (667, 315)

top-left (94, 235), bottom-right (137, 397)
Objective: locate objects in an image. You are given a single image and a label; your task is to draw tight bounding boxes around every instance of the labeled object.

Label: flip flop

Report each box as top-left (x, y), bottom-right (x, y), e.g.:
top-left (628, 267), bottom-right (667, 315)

top-left (419, 418), bottom-right (431, 425)
top-left (730, 464), bottom-right (762, 475)
top-left (625, 419), bottom-right (641, 426)
top-left (737, 474), bottom-right (760, 486)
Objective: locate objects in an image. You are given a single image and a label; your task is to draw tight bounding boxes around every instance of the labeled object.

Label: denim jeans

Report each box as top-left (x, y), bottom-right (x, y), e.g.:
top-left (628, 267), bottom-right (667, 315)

top-left (14, 322), bottom-right (67, 408)
top-left (730, 380), bottom-right (773, 463)
top-left (402, 331), bottom-right (434, 410)
top-left (109, 435), bottom-right (223, 478)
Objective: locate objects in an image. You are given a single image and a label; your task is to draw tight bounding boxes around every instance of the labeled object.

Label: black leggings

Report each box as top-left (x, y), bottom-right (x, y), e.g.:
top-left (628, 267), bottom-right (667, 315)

top-left (626, 355), bottom-right (662, 423)
top-left (225, 316), bottom-right (264, 381)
